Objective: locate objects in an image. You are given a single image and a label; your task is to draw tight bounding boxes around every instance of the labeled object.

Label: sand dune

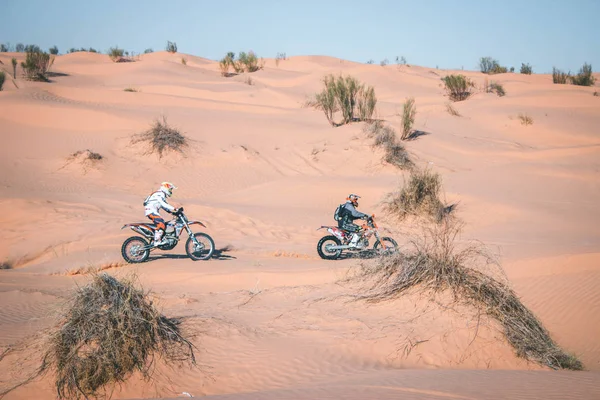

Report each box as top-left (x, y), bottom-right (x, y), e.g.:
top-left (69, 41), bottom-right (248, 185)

top-left (1, 50), bottom-right (599, 399)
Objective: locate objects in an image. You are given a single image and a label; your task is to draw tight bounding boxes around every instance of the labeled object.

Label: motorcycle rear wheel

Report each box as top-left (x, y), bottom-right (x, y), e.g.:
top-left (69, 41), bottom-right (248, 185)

top-left (121, 236), bottom-right (150, 263)
top-left (317, 235), bottom-right (342, 260)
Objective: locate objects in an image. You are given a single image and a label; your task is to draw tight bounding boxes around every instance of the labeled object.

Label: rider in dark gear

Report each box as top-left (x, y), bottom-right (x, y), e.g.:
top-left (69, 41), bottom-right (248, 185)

top-left (338, 194), bottom-right (370, 247)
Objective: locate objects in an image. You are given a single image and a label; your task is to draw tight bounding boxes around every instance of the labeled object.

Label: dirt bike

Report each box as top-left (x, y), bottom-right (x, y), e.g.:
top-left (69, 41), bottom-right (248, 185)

top-left (120, 207), bottom-right (215, 263)
top-left (316, 214), bottom-right (398, 260)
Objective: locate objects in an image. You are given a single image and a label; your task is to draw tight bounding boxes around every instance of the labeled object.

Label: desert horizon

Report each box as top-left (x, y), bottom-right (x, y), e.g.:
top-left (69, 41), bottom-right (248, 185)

top-left (1, 16), bottom-right (600, 399)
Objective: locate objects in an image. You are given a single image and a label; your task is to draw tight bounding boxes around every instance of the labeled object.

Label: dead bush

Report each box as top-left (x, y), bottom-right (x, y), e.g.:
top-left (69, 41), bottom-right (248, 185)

top-left (364, 121), bottom-right (413, 170)
top-left (356, 220), bottom-right (583, 370)
top-left (131, 116), bottom-right (188, 158)
top-left (382, 168), bottom-right (448, 222)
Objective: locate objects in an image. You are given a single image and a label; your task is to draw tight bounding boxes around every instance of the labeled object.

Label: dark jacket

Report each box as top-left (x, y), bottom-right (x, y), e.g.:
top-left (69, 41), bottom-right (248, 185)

top-left (338, 201), bottom-right (368, 230)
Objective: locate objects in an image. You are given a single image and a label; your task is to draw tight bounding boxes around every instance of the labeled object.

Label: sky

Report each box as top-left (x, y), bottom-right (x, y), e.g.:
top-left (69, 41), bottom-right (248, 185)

top-left (1, 0), bottom-right (598, 73)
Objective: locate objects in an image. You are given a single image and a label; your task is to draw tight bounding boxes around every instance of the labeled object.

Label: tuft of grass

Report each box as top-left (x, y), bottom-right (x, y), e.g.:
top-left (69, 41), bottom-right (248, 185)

top-left (123, 87), bottom-right (138, 92)
top-left (552, 67), bottom-right (570, 84)
top-left (21, 50), bottom-right (55, 81)
top-left (311, 74), bottom-right (377, 126)
top-left (275, 52), bottom-right (287, 67)
top-left (518, 113), bottom-right (533, 126)
top-left (400, 97), bottom-right (417, 140)
top-left (484, 80), bottom-right (506, 97)
top-left (520, 63), bottom-right (533, 75)
top-left (445, 102), bottom-right (461, 117)
top-left (131, 116), bottom-right (188, 158)
top-left (0, 71), bottom-right (5, 91)
top-left (594, 91), bottom-right (599, 97)
top-left (39, 273), bottom-right (196, 399)
top-left (181, 57), bottom-right (187, 65)
top-left (382, 168), bottom-right (448, 222)
top-left (570, 63), bottom-right (595, 86)
top-left (442, 74), bottom-right (475, 102)
top-left (380, 58), bottom-right (389, 67)
top-left (166, 41), bottom-right (177, 53)
top-left (357, 219), bottom-right (583, 370)
top-left (11, 57), bottom-right (17, 78)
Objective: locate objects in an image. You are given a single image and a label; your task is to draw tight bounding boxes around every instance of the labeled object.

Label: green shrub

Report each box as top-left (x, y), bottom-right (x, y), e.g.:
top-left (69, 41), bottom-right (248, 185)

top-left (0, 71), bottom-right (5, 91)
top-left (15, 43), bottom-right (24, 52)
top-left (442, 74), bottom-right (475, 102)
top-left (49, 45), bottom-right (59, 55)
top-left (400, 97), bottom-right (416, 140)
top-left (570, 63), bottom-right (595, 86)
top-left (21, 50), bottom-right (55, 81)
top-left (552, 67), bottom-right (570, 84)
top-left (220, 51), bottom-right (263, 75)
top-left (11, 57), bottom-right (17, 78)
top-left (108, 46), bottom-right (125, 62)
top-left (144, 48), bottom-right (153, 54)
top-left (312, 74), bottom-right (377, 126)
top-left (520, 63), bottom-right (532, 74)
top-left (0, 44), bottom-right (7, 52)
top-left (166, 41), bottom-right (177, 53)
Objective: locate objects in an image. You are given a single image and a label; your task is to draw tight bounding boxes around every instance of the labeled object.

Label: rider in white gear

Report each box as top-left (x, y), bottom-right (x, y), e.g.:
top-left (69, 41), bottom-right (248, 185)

top-left (144, 182), bottom-right (178, 246)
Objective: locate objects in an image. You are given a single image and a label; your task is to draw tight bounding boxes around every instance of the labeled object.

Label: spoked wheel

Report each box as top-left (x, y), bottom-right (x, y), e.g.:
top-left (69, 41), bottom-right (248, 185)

top-left (317, 235), bottom-right (342, 260)
top-left (185, 233), bottom-right (215, 261)
top-left (121, 236), bottom-right (150, 263)
top-left (373, 237), bottom-right (399, 256)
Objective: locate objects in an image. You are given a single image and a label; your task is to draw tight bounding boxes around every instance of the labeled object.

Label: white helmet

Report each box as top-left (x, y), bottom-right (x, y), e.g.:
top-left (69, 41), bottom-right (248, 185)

top-left (159, 181), bottom-right (177, 197)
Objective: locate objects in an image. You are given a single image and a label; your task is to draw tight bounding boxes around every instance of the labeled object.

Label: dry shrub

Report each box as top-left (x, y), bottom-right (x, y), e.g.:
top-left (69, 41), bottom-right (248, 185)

top-left (594, 91), bottom-right (599, 97)
top-left (357, 220), bottom-right (583, 370)
top-left (124, 87), bottom-right (138, 92)
top-left (21, 50), bottom-right (55, 81)
top-left (446, 102), bottom-right (461, 116)
top-left (131, 116), bottom-right (188, 158)
top-left (39, 273), bottom-right (196, 399)
top-left (442, 74), bottom-right (475, 102)
top-left (364, 121), bottom-right (413, 170)
top-left (400, 97), bottom-right (416, 140)
top-left (518, 113), bottom-right (533, 126)
top-left (0, 71), bottom-right (5, 91)
top-left (382, 168), bottom-right (447, 222)
top-left (0, 259), bottom-right (13, 269)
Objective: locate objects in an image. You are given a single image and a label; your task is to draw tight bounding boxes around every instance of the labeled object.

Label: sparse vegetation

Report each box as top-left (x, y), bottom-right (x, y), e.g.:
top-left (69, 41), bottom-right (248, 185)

top-left (570, 63), bottom-right (595, 86)
top-left (124, 87), bottom-right (138, 92)
top-left (15, 43), bottom-right (24, 52)
top-left (166, 41), bottom-right (178, 53)
top-left (480, 57), bottom-right (507, 74)
top-left (144, 48), bottom-right (153, 54)
top-left (400, 97), bottom-right (417, 140)
top-left (36, 273), bottom-right (196, 400)
top-left (445, 102), bottom-right (461, 117)
top-left (0, 71), bottom-right (5, 91)
top-left (382, 168), bottom-right (448, 222)
top-left (275, 52), bottom-right (287, 67)
top-left (396, 56), bottom-right (407, 65)
top-left (518, 113), bottom-right (533, 126)
top-left (0, 43), bottom-right (7, 52)
top-left (356, 219), bottom-right (583, 370)
top-left (520, 63), bottom-right (532, 75)
top-left (442, 74), bottom-right (475, 102)
top-left (484, 79), bottom-right (506, 97)
top-left (181, 57), bottom-right (187, 65)
top-left (68, 47), bottom-right (98, 54)
top-left (244, 75), bottom-right (254, 85)
top-left (219, 51), bottom-right (264, 76)
top-left (380, 58), bottom-right (389, 67)
top-left (311, 74), bottom-right (377, 126)
top-left (131, 116), bottom-right (189, 158)
top-left (0, 258), bottom-right (12, 269)
top-left (49, 45), bottom-right (59, 55)
top-left (11, 58), bottom-right (17, 78)
top-left (366, 59), bottom-right (374, 64)
top-left (364, 121), bottom-right (413, 170)
top-left (21, 49), bottom-right (55, 81)
top-left (70, 149), bottom-right (103, 161)
top-left (594, 91), bottom-right (599, 97)
top-left (108, 46), bottom-right (125, 62)
top-left (552, 67), bottom-right (570, 84)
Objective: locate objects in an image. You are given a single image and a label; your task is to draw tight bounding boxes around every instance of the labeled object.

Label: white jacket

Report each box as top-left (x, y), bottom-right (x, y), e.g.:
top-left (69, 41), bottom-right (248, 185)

top-left (144, 191), bottom-right (175, 216)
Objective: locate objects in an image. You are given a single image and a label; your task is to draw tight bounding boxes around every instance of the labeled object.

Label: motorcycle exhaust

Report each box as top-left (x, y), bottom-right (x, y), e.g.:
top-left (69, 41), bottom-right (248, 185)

top-left (326, 244), bottom-right (355, 250)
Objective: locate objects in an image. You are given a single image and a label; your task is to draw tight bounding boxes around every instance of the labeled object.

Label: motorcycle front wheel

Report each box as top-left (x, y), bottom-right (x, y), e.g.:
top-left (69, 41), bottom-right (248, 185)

top-left (121, 236), bottom-right (150, 263)
top-left (373, 237), bottom-right (398, 255)
top-left (185, 233), bottom-right (215, 261)
top-left (317, 235), bottom-right (342, 260)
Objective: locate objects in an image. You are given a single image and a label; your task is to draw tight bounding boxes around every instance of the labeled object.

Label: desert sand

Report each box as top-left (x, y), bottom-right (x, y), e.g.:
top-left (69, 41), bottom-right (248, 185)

top-left (1, 50), bottom-right (599, 399)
